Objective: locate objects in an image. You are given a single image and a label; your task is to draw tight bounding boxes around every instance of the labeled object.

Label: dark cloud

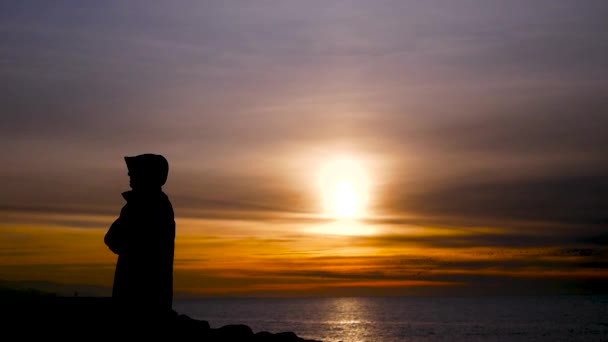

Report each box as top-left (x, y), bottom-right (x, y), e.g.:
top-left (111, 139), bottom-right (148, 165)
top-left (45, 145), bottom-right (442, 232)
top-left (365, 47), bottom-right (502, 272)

top-left (356, 232), bottom-right (591, 249)
top-left (398, 173), bottom-right (608, 227)
top-left (580, 233), bottom-right (608, 246)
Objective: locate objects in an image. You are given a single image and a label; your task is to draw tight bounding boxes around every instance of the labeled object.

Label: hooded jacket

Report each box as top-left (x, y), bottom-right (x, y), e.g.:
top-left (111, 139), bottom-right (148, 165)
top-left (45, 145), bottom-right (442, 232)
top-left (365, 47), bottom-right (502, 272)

top-left (104, 154), bottom-right (175, 314)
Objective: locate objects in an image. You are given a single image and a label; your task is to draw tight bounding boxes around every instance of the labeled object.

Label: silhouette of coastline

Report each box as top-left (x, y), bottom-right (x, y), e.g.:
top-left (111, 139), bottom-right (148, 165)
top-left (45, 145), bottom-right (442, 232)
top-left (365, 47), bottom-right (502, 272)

top-left (1, 154), bottom-right (322, 341)
top-left (2, 289), bottom-right (322, 341)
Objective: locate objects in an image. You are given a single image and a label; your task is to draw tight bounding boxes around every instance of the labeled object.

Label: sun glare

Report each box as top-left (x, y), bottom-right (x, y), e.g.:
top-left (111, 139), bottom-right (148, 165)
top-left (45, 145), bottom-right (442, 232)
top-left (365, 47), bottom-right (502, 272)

top-left (319, 158), bottom-right (369, 219)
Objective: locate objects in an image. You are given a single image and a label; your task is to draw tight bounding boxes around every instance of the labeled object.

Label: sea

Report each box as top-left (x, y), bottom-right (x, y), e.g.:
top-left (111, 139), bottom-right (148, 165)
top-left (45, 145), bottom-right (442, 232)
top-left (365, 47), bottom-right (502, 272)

top-left (174, 296), bottom-right (608, 342)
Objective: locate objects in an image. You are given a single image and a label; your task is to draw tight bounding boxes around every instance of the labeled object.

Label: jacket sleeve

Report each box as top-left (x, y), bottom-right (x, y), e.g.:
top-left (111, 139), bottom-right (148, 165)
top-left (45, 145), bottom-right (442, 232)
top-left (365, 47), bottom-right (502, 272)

top-left (104, 205), bottom-right (128, 255)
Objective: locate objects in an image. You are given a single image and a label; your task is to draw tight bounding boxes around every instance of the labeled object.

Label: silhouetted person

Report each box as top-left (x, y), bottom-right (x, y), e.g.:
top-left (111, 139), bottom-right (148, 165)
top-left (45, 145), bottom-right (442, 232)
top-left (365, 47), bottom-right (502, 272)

top-left (104, 153), bottom-right (175, 321)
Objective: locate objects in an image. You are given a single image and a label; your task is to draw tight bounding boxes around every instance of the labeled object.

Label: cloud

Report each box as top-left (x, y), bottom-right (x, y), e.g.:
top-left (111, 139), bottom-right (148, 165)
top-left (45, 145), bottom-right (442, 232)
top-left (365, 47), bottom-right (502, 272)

top-left (396, 173), bottom-right (608, 227)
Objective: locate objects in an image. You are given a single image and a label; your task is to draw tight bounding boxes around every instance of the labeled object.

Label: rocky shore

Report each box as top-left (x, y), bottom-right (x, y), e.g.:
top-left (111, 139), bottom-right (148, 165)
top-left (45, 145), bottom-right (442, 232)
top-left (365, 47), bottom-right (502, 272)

top-left (1, 293), bottom-right (321, 341)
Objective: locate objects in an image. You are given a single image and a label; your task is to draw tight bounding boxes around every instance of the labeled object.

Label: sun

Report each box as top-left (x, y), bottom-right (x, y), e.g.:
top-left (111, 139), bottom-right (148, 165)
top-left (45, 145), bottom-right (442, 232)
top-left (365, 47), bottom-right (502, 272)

top-left (318, 157), bottom-right (369, 219)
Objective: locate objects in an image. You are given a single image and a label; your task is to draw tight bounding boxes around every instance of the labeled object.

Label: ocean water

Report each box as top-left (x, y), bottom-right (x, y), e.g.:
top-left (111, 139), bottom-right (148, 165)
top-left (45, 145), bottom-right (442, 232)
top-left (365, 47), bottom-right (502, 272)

top-left (174, 296), bottom-right (608, 342)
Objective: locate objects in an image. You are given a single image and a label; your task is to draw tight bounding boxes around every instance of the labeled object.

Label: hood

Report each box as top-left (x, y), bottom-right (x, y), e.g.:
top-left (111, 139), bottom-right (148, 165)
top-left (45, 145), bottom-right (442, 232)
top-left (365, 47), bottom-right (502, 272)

top-left (124, 153), bottom-right (169, 187)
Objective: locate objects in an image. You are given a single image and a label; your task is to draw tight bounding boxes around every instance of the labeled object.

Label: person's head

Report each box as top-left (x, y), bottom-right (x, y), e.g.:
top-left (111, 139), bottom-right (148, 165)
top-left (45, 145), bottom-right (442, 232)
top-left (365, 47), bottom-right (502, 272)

top-left (124, 154), bottom-right (169, 191)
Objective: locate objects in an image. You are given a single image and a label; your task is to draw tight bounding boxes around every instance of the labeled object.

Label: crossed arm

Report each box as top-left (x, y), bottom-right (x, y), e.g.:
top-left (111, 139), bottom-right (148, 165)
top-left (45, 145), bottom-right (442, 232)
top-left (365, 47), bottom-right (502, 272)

top-left (104, 205), bottom-right (130, 255)
top-left (104, 203), bottom-right (174, 256)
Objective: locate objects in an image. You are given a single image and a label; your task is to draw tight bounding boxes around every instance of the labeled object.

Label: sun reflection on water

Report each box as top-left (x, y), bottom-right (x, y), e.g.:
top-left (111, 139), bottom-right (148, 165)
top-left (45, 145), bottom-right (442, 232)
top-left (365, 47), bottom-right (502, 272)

top-left (316, 297), bottom-right (377, 342)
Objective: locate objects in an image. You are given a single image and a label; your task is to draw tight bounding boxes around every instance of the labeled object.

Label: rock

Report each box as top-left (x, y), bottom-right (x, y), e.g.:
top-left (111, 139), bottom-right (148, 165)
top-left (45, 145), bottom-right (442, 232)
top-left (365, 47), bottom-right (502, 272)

top-left (273, 331), bottom-right (302, 341)
top-left (212, 324), bottom-right (254, 340)
top-left (176, 313), bottom-right (211, 329)
top-left (255, 331), bottom-right (274, 340)
top-left (254, 330), bottom-right (321, 342)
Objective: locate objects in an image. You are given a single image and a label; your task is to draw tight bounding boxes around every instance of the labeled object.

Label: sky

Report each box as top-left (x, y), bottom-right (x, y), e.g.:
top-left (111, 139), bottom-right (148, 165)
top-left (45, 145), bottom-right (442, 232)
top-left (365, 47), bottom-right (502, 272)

top-left (1, 0), bottom-right (607, 297)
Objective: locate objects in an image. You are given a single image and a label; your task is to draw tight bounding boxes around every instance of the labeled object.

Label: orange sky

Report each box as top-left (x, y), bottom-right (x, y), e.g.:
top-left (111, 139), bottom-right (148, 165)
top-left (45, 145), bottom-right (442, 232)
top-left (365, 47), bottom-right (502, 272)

top-left (2, 207), bottom-right (606, 297)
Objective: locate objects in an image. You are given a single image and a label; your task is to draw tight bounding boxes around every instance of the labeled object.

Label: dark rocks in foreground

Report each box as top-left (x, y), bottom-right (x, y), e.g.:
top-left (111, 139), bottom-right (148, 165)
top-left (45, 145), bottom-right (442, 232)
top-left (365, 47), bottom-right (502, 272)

top-left (1, 295), bottom-right (322, 342)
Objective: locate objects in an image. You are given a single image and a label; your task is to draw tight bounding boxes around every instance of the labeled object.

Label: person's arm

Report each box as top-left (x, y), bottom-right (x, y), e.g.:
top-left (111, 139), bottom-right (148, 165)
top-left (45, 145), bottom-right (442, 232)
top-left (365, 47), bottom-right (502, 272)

top-left (104, 205), bottom-right (129, 255)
